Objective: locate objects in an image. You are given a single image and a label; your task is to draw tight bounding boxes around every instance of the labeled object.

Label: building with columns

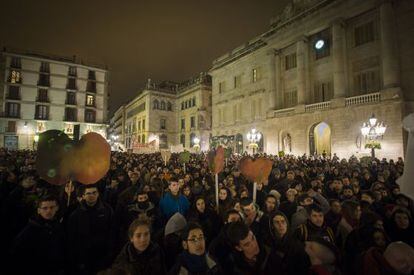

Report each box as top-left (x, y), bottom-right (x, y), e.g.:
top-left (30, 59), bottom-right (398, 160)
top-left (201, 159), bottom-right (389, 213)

top-left (114, 73), bottom-right (212, 152)
top-left (0, 50), bottom-right (109, 149)
top-left (209, 0), bottom-right (413, 160)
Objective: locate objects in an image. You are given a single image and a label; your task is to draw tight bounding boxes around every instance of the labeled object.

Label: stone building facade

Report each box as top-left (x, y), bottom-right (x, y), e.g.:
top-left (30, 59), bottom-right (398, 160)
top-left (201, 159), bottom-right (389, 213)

top-left (209, 0), bottom-right (413, 160)
top-left (0, 51), bottom-right (109, 149)
top-left (116, 73), bottom-right (212, 151)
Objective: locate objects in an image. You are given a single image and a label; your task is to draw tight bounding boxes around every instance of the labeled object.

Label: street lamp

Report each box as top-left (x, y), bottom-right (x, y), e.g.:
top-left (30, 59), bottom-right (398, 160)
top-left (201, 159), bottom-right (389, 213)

top-left (193, 137), bottom-right (200, 152)
top-left (247, 128), bottom-right (261, 154)
top-left (361, 114), bottom-right (387, 158)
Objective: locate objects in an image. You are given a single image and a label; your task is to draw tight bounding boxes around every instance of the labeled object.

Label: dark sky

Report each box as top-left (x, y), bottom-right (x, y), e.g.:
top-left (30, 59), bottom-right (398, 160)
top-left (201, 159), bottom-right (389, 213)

top-left (0, 0), bottom-right (290, 115)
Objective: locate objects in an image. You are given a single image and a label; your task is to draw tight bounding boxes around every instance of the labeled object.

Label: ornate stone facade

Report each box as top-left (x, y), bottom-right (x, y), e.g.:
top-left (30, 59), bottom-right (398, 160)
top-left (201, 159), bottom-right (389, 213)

top-left (210, 0), bottom-right (413, 159)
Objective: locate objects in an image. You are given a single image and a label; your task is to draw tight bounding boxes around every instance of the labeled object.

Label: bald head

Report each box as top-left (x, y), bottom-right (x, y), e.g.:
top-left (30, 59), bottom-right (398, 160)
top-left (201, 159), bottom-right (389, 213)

top-left (384, 242), bottom-right (414, 275)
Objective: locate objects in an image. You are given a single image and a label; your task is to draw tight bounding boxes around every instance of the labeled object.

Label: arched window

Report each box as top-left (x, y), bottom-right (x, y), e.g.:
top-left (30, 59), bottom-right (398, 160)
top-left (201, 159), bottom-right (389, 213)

top-left (180, 134), bottom-right (186, 147)
top-left (167, 101), bottom-right (172, 111)
top-left (153, 99), bottom-right (159, 110)
top-left (160, 100), bottom-right (166, 110)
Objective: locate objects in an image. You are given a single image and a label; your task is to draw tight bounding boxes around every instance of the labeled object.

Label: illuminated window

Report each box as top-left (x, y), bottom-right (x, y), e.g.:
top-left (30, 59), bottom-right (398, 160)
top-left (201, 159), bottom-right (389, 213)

top-left (86, 95), bottom-right (95, 106)
top-left (9, 70), bottom-right (21, 84)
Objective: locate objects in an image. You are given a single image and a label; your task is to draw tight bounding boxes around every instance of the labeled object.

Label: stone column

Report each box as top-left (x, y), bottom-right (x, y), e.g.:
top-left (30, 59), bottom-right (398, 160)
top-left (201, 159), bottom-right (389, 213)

top-left (268, 49), bottom-right (277, 110)
top-left (380, 0), bottom-right (400, 88)
top-left (296, 38), bottom-right (307, 105)
top-left (332, 19), bottom-right (347, 98)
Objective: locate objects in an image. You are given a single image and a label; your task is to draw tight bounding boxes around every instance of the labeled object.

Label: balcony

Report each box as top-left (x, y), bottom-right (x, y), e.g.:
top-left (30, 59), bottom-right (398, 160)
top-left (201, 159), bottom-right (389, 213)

top-left (305, 101), bottom-right (331, 112)
top-left (273, 107), bottom-right (295, 117)
top-left (6, 93), bottom-right (21, 100)
top-left (345, 92), bottom-right (380, 106)
top-left (36, 97), bottom-right (50, 103)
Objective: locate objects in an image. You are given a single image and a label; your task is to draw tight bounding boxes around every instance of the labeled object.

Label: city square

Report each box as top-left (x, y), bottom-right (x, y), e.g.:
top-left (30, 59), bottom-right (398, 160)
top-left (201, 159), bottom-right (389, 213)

top-left (0, 0), bottom-right (413, 274)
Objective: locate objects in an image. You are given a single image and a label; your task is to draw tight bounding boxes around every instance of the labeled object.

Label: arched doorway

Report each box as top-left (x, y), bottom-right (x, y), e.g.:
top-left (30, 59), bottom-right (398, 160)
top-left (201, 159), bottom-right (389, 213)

top-left (235, 133), bottom-right (243, 154)
top-left (309, 122), bottom-right (331, 156)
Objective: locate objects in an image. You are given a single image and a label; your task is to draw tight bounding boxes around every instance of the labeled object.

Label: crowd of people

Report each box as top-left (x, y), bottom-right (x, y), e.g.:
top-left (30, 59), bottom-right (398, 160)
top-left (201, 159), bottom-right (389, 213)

top-left (0, 148), bottom-right (414, 275)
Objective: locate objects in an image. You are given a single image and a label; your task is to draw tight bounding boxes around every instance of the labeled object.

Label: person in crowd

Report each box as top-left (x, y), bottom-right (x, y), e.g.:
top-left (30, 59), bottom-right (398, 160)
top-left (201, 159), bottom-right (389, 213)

top-left (159, 177), bottom-right (190, 222)
top-left (240, 198), bottom-right (264, 241)
top-left (217, 187), bottom-right (233, 217)
top-left (67, 185), bottom-right (113, 274)
top-left (324, 199), bottom-right (342, 233)
top-left (336, 200), bottom-right (361, 247)
top-left (304, 238), bottom-right (341, 275)
top-left (279, 188), bottom-right (298, 221)
top-left (111, 216), bottom-right (166, 275)
top-left (169, 222), bottom-right (222, 274)
top-left (386, 208), bottom-right (414, 247)
top-left (223, 221), bottom-right (270, 275)
top-left (295, 204), bottom-right (335, 243)
top-left (264, 211), bottom-right (310, 274)
top-left (10, 195), bottom-right (65, 275)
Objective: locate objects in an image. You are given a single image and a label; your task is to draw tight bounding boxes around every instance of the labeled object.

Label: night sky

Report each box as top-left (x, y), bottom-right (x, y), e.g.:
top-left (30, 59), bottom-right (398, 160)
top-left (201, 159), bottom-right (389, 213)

top-left (0, 0), bottom-right (290, 115)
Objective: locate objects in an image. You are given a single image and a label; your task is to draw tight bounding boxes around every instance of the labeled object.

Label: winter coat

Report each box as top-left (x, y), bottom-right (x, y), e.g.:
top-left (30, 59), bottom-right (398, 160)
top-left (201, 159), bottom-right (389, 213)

top-left (294, 220), bottom-right (335, 244)
top-left (67, 199), bottom-right (113, 273)
top-left (221, 244), bottom-right (271, 275)
top-left (112, 242), bottom-right (166, 275)
top-left (358, 247), bottom-right (402, 275)
top-left (10, 216), bottom-right (65, 275)
top-left (159, 192), bottom-right (190, 221)
top-left (291, 193), bottom-right (330, 230)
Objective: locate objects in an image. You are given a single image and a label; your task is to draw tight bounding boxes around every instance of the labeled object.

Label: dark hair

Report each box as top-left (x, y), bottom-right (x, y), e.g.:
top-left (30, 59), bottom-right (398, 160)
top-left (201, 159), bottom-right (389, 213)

top-left (181, 222), bottom-right (203, 241)
top-left (307, 204), bottom-right (323, 215)
top-left (329, 199), bottom-right (340, 206)
top-left (265, 194), bottom-right (277, 202)
top-left (80, 184), bottom-right (98, 195)
top-left (297, 193), bottom-right (310, 204)
top-left (36, 195), bottom-right (58, 208)
top-left (361, 190), bottom-right (375, 199)
top-left (226, 221), bottom-right (250, 247)
top-left (169, 176), bottom-right (178, 183)
top-left (240, 197), bottom-right (253, 207)
top-left (128, 216), bottom-right (151, 239)
top-left (223, 209), bottom-right (242, 223)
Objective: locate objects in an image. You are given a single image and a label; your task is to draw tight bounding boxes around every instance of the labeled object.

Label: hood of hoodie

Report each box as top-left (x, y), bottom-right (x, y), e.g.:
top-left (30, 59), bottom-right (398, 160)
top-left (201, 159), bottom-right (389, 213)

top-left (165, 212), bottom-right (187, 236)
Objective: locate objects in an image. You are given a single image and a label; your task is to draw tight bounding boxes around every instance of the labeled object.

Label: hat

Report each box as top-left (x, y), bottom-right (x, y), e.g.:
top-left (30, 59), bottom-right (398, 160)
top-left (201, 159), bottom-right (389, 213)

top-left (164, 213), bottom-right (187, 236)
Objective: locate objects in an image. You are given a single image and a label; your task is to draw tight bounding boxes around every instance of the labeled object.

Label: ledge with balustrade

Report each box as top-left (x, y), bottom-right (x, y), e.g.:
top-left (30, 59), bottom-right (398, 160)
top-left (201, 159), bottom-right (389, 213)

top-left (270, 89), bottom-right (401, 118)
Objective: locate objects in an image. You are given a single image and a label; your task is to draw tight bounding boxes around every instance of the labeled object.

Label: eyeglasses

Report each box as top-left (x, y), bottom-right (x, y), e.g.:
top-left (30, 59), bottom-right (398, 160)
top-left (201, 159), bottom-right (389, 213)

top-left (187, 236), bottom-right (204, 243)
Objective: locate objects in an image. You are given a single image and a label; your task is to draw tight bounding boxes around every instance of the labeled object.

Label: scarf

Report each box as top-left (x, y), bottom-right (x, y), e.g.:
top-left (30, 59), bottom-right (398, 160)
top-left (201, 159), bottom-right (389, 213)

top-left (181, 251), bottom-right (208, 273)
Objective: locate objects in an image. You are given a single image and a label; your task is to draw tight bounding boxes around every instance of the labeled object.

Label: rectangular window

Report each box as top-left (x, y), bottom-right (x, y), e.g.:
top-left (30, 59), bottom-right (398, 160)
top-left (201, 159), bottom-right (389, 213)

top-left (7, 121), bottom-right (16, 132)
top-left (138, 120), bottom-right (141, 130)
top-left (86, 81), bottom-right (96, 92)
top-left (38, 74), bottom-right (50, 87)
top-left (7, 86), bottom-right (20, 100)
top-left (85, 110), bottom-right (96, 123)
top-left (66, 92), bottom-right (76, 105)
top-left (10, 57), bottom-right (21, 68)
top-left (180, 134), bottom-right (186, 146)
top-left (190, 116), bottom-right (195, 128)
top-left (285, 53), bottom-right (297, 70)
top-left (6, 102), bottom-right (20, 118)
top-left (181, 118), bottom-right (185, 130)
top-left (67, 78), bottom-right (77, 90)
top-left (355, 21), bottom-right (375, 46)
top-left (86, 95), bottom-right (95, 106)
top-left (132, 118), bottom-right (137, 132)
top-left (234, 75), bottom-right (241, 88)
top-left (37, 89), bottom-right (48, 102)
top-left (218, 81), bottom-right (225, 93)
top-left (40, 62), bottom-right (50, 73)
top-left (9, 70), bottom-right (21, 84)
top-left (142, 119), bottom-right (145, 130)
top-left (88, 70), bottom-right (96, 80)
top-left (284, 90), bottom-right (298, 108)
top-left (65, 108), bottom-right (77, 121)
top-left (354, 70), bottom-right (380, 94)
top-left (313, 82), bottom-right (333, 103)
top-left (35, 105), bottom-right (49, 120)
top-left (160, 118), bottom-right (166, 130)
top-left (252, 69), bottom-right (258, 83)
top-left (68, 66), bottom-right (77, 77)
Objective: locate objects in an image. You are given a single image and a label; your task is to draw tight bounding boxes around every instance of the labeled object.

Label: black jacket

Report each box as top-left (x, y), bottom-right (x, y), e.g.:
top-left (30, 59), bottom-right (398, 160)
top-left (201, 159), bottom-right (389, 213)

top-left (67, 199), bottom-right (113, 273)
top-left (112, 242), bottom-right (166, 275)
top-left (10, 216), bottom-right (65, 275)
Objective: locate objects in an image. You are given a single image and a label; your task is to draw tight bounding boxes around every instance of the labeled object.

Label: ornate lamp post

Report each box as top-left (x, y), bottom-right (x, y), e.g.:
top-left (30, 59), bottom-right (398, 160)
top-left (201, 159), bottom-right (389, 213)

top-left (193, 137), bottom-right (200, 152)
top-left (247, 128), bottom-right (261, 155)
top-left (360, 114), bottom-right (387, 158)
